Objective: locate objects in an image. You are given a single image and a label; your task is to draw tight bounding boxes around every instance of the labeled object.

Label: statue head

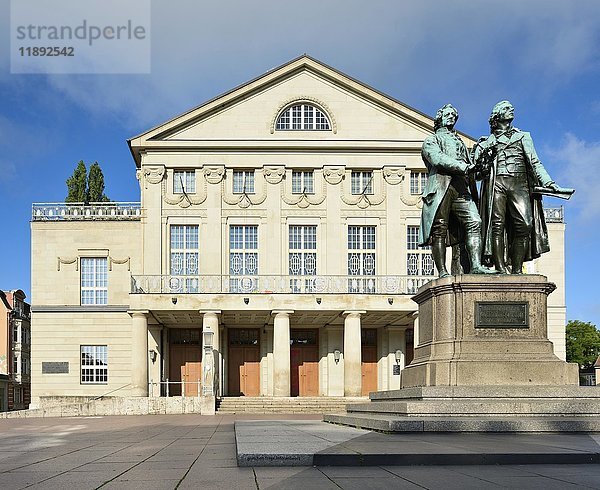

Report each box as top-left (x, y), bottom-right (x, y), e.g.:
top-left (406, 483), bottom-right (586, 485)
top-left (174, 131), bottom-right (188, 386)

top-left (434, 104), bottom-right (458, 131)
top-left (489, 100), bottom-right (515, 131)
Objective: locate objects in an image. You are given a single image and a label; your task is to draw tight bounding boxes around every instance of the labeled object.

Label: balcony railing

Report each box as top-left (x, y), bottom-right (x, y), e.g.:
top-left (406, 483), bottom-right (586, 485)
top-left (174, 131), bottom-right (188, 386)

top-left (543, 206), bottom-right (563, 223)
top-left (32, 202), bottom-right (141, 221)
top-left (131, 274), bottom-right (434, 295)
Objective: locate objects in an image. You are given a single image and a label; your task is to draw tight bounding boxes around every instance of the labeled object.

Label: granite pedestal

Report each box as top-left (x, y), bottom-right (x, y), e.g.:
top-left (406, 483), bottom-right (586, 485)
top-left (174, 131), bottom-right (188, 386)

top-left (324, 275), bottom-right (599, 433)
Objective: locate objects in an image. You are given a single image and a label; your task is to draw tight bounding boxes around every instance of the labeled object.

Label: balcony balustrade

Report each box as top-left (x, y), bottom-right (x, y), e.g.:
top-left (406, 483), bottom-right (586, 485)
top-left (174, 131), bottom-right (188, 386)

top-left (543, 206), bottom-right (563, 223)
top-left (131, 274), bottom-right (434, 295)
top-left (32, 202), bottom-right (141, 221)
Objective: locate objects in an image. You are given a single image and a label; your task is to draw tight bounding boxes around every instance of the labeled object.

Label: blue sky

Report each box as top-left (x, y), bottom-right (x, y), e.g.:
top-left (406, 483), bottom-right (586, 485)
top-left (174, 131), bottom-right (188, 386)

top-left (1, 0), bottom-right (599, 326)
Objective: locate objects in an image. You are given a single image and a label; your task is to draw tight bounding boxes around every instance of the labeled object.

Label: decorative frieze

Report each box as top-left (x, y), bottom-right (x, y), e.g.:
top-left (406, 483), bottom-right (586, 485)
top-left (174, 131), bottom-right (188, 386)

top-left (383, 166), bottom-right (406, 185)
top-left (109, 256), bottom-right (131, 271)
top-left (263, 165), bottom-right (285, 184)
top-left (203, 165), bottom-right (225, 184)
top-left (323, 166), bottom-right (345, 185)
top-left (142, 165), bottom-right (165, 187)
top-left (57, 256), bottom-right (78, 271)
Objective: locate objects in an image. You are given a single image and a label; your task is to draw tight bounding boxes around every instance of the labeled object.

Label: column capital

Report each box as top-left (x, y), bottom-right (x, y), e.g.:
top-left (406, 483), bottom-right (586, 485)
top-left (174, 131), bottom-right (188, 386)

top-left (199, 310), bottom-right (222, 315)
top-left (127, 310), bottom-right (149, 318)
top-left (271, 310), bottom-right (294, 317)
top-left (343, 310), bottom-right (366, 317)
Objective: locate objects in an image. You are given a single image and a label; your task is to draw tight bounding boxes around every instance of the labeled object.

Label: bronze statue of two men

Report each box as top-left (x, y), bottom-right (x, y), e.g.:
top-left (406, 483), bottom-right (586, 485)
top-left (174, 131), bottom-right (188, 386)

top-left (420, 101), bottom-right (566, 277)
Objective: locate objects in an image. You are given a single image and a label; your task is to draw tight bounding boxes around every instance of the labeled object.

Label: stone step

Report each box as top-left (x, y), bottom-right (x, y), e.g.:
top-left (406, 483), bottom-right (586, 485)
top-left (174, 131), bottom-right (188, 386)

top-left (216, 396), bottom-right (366, 414)
top-left (346, 399), bottom-right (600, 416)
top-left (236, 419), bottom-right (600, 466)
top-left (369, 386), bottom-right (600, 401)
top-left (323, 412), bottom-right (600, 433)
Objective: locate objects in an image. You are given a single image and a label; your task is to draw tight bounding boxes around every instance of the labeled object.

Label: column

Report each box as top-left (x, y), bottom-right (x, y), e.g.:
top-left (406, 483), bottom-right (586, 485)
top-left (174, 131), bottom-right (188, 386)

top-left (129, 310), bottom-right (149, 397)
top-left (201, 310), bottom-right (221, 396)
top-left (272, 310), bottom-right (293, 397)
top-left (343, 310), bottom-right (365, 397)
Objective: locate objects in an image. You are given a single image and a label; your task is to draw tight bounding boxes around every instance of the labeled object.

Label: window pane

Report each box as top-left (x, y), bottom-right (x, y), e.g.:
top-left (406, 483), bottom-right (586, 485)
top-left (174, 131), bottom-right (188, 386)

top-left (170, 225), bottom-right (199, 277)
top-left (81, 345), bottom-right (108, 384)
top-left (81, 258), bottom-right (107, 305)
top-left (276, 104), bottom-right (331, 131)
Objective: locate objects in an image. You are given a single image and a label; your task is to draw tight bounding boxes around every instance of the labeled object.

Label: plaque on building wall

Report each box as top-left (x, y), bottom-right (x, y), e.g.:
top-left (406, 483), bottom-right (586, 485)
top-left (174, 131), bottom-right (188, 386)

top-left (42, 362), bottom-right (69, 374)
top-left (393, 365), bottom-right (401, 375)
top-left (475, 302), bottom-right (529, 329)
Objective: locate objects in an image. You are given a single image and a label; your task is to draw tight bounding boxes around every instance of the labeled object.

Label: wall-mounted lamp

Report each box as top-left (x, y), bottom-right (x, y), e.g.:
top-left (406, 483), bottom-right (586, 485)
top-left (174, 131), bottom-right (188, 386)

top-left (171, 297), bottom-right (178, 305)
top-left (388, 298), bottom-right (394, 305)
top-left (243, 297), bottom-right (249, 305)
top-left (203, 331), bottom-right (214, 350)
top-left (395, 349), bottom-right (402, 365)
top-left (149, 349), bottom-right (157, 363)
top-left (333, 349), bottom-right (341, 364)
top-left (316, 297), bottom-right (322, 305)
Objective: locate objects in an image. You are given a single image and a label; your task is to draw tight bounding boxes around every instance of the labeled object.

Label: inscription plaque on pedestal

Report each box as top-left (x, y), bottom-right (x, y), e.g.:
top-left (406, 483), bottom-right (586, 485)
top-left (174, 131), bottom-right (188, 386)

top-left (476, 302), bottom-right (529, 329)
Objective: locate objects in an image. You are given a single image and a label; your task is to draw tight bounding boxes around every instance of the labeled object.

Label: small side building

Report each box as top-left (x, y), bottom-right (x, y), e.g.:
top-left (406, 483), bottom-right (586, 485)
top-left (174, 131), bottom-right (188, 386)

top-left (0, 290), bottom-right (31, 410)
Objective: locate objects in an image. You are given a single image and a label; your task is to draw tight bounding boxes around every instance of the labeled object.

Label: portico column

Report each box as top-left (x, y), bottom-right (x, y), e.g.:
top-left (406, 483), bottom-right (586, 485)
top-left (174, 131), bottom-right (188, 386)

top-left (343, 310), bottom-right (365, 397)
top-left (129, 310), bottom-right (149, 397)
top-left (272, 310), bottom-right (293, 397)
top-left (200, 310), bottom-right (221, 398)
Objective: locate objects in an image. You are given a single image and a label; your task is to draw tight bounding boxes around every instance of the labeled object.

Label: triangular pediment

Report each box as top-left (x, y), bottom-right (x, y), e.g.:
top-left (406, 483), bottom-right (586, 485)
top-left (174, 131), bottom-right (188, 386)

top-left (128, 55), bottom-right (473, 165)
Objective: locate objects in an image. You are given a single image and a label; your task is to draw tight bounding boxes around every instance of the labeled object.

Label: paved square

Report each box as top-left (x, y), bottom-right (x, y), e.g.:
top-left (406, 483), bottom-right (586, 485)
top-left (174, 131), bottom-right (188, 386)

top-left (0, 414), bottom-right (599, 489)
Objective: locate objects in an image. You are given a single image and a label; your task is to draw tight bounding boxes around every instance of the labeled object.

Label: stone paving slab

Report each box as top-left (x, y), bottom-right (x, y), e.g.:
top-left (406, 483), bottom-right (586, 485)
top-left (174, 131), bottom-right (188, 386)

top-left (235, 420), bottom-right (600, 467)
top-left (1, 414), bottom-right (600, 489)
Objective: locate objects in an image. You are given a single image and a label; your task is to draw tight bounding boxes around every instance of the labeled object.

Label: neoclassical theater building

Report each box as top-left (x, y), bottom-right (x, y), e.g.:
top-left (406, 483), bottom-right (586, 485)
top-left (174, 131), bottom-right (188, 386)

top-left (30, 56), bottom-right (567, 407)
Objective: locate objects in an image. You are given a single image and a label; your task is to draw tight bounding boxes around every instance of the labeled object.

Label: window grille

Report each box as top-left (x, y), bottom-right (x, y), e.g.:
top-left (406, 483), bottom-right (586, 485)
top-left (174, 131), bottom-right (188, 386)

top-left (170, 225), bottom-right (199, 292)
top-left (289, 225), bottom-right (317, 292)
top-left (351, 171), bottom-right (373, 195)
top-left (233, 170), bottom-right (255, 194)
top-left (410, 171), bottom-right (428, 195)
top-left (81, 258), bottom-right (108, 305)
top-left (292, 171), bottom-right (314, 194)
top-left (229, 225), bottom-right (259, 292)
top-left (173, 170), bottom-right (196, 194)
top-left (406, 225), bottom-right (434, 292)
top-left (276, 104), bottom-right (331, 130)
top-left (81, 345), bottom-right (108, 384)
top-left (347, 225), bottom-right (376, 293)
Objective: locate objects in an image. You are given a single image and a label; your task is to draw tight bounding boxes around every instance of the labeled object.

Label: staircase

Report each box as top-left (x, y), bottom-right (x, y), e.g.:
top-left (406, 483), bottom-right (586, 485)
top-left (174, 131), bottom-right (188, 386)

top-left (217, 396), bottom-right (367, 414)
top-left (323, 386), bottom-right (600, 432)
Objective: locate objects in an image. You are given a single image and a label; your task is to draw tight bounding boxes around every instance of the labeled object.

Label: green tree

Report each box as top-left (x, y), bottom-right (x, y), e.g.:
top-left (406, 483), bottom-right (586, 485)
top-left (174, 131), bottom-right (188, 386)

top-left (87, 162), bottom-right (110, 202)
top-left (65, 160), bottom-right (88, 203)
top-left (65, 161), bottom-right (111, 204)
top-left (566, 320), bottom-right (600, 369)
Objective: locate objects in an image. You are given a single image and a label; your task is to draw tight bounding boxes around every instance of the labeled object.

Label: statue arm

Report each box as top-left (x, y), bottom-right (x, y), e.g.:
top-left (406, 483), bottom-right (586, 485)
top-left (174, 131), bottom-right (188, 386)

top-left (522, 132), bottom-right (554, 186)
top-left (422, 137), bottom-right (469, 175)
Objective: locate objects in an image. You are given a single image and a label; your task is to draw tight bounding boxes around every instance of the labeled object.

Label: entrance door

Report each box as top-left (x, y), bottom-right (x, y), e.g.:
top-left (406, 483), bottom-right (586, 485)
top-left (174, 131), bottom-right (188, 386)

top-left (290, 329), bottom-right (319, 397)
top-left (169, 329), bottom-right (202, 397)
top-left (228, 329), bottom-right (260, 396)
top-left (361, 329), bottom-right (378, 396)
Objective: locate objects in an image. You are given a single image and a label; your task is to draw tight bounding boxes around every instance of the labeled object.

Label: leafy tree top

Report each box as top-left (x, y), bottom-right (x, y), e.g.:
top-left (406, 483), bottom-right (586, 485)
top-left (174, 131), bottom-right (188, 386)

top-left (566, 320), bottom-right (600, 370)
top-left (65, 161), bottom-right (110, 204)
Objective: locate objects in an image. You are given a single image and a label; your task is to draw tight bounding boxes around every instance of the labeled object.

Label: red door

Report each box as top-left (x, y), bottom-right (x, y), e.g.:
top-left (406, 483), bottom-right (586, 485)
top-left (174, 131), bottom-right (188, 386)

top-left (361, 345), bottom-right (377, 396)
top-left (291, 343), bottom-right (319, 397)
top-left (169, 344), bottom-right (202, 396)
top-left (361, 329), bottom-right (378, 396)
top-left (228, 329), bottom-right (260, 396)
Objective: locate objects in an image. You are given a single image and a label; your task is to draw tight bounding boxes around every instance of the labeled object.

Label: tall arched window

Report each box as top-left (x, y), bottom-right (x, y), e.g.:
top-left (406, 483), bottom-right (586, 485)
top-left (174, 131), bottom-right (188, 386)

top-left (276, 103), bottom-right (331, 131)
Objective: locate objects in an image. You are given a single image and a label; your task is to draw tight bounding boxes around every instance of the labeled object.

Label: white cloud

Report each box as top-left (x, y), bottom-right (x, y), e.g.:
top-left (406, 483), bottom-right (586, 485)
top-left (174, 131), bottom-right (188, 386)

top-left (547, 133), bottom-right (600, 223)
top-left (4, 0), bottom-right (597, 134)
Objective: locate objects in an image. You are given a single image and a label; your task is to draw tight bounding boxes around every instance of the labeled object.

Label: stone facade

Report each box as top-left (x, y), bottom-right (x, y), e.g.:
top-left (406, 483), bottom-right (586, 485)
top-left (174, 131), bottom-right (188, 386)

top-left (29, 56), bottom-right (568, 408)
